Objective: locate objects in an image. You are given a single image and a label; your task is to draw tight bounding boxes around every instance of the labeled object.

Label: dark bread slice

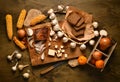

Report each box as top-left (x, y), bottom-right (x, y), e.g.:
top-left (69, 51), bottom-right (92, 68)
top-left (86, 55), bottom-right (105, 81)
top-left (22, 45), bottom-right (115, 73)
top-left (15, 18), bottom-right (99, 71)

top-left (67, 12), bottom-right (81, 25)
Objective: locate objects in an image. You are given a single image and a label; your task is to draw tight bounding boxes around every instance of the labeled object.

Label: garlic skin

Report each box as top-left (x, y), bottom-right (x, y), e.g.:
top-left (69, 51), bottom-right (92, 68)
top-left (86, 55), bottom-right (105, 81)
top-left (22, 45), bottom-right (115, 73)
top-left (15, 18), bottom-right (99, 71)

top-left (15, 53), bottom-right (22, 59)
top-left (49, 13), bottom-right (56, 20)
top-left (94, 30), bottom-right (99, 37)
top-left (89, 40), bottom-right (95, 46)
top-left (50, 30), bottom-right (55, 36)
top-left (53, 24), bottom-right (60, 31)
top-left (26, 28), bottom-right (33, 36)
top-left (80, 44), bottom-right (86, 50)
top-left (62, 37), bottom-right (68, 43)
top-left (58, 5), bottom-right (64, 11)
top-left (92, 22), bottom-right (98, 28)
top-left (48, 9), bottom-right (54, 14)
top-left (100, 30), bottom-right (108, 36)
top-left (23, 73), bottom-right (30, 79)
top-left (57, 31), bottom-right (64, 38)
top-left (70, 42), bottom-right (76, 48)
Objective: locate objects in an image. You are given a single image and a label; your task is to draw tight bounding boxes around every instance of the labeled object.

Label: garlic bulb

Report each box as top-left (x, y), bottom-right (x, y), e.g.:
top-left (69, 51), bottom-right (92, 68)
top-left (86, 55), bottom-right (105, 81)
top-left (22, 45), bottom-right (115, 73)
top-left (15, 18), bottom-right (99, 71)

top-left (12, 62), bottom-right (18, 71)
top-left (92, 22), bottom-right (98, 28)
top-left (26, 28), bottom-right (33, 36)
top-left (53, 24), bottom-right (60, 31)
top-left (7, 50), bottom-right (18, 61)
top-left (15, 53), bottom-right (22, 59)
top-left (62, 37), bottom-right (68, 43)
top-left (70, 42), bottom-right (76, 48)
top-left (57, 5), bottom-right (64, 11)
top-left (57, 31), bottom-right (64, 38)
top-left (80, 44), bottom-right (86, 50)
top-left (23, 72), bottom-right (30, 79)
top-left (89, 40), bottom-right (95, 46)
top-left (94, 30), bottom-right (99, 37)
top-left (50, 30), bottom-right (55, 36)
top-left (47, 9), bottom-right (54, 14)
top-left (49, 13), bottom-right (56, 20)
top-left (100, 29), bottom-right (108, 36)
top-left (18, 64), bottom-right (29, 71)
top-left (51, 18), bottom-right (58, 25)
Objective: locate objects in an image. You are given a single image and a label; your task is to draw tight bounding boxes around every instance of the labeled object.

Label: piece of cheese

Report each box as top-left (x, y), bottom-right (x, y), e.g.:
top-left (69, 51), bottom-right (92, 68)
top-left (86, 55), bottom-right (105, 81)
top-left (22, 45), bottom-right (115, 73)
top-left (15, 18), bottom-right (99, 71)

top-left (48, 49), bottom-right (56, 56)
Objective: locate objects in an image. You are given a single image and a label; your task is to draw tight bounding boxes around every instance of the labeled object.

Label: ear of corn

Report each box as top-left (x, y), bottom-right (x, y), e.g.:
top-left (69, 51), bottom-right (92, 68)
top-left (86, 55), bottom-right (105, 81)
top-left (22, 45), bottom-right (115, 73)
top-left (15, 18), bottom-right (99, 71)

top-left (30, 14), bottom-right (46, 26)
top-left (13, 36), bottom-right (26, 50)
top-left (17, 9), bottom-right (27, 29)
top-left (6, 14), bottom-right (13, 40)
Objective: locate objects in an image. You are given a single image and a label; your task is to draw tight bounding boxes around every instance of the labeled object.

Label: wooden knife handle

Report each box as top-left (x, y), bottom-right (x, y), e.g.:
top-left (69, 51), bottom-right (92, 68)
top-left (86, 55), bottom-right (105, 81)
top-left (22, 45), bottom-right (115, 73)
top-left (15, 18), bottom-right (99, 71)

top-left (40, 66), bottom-right (54, 75)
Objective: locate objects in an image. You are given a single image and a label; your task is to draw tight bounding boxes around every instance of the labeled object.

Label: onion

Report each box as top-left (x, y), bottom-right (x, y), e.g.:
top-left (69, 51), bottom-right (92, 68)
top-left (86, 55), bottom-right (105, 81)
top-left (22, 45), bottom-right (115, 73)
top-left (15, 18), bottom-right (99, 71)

top-left (17, 29), bottom-right (26, 38)
top-left (99, 37), bottom-right (111, 50)
top-left (92, 51), bottom-right (102, 60)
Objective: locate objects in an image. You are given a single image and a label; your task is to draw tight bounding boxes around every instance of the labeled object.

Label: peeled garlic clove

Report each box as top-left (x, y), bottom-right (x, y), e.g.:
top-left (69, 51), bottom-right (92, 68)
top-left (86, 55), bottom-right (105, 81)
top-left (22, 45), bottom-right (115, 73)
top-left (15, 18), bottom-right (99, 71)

top-left (51, 18), bottom-right (58, 25)
top-left (89, 40), bottom-right (95, 46)
top-left (15, 53), bottom-right (22, 59)
top-left (80, 44), bottom-right (86, 50)
top-left (41, 53), bottom-right (45, 61)
top-left (50, 30), bottom-right (55, 36)
top-left (62, 37), bottom-right (68, 43)
top-left (23, 73), bottom-right (30, 79)
top-left (92, 22), bottom-right (98, 28)
top-left (94, 30), bottom-right (99, 37)
top-left (57, 31), bottom-right (64, 38)
top-left (49, 13), bottom-right (56, 20)
top-left (64, 54), bottom-right (68, 58)
top-left (100, 30), bottom-right (108, 36)
top-left (70, 42), bottom-right (76, 48)
top-left (65, 6), bottom-right (69, 11)
top-left (57, 5), bottom-right (64, 11)
top-left (53, 24), bottom-right (60, 31)
top-left (47, 9), bottom-right (54, 14)
top-left (55, 45), bottom-right (58, 49)
top-left (26, 28), bottom-right (33, 36)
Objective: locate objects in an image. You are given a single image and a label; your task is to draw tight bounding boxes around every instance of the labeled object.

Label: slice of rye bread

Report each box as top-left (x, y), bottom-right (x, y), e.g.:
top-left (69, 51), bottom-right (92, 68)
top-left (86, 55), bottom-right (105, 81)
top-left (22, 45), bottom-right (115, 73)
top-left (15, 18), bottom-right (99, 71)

top-left (71, 27), bottom-right (85, 37)
top-left (74, 23), bottom-right (86, 31)
top-left (67, 12), bottom-right (81, 25)
top-left (76, 17), bottom-right (85, 27)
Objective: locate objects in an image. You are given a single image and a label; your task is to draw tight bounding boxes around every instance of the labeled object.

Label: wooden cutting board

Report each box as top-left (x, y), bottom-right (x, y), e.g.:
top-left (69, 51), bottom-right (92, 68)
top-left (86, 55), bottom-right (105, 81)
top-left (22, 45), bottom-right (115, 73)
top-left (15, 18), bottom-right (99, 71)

top-left (27, 23), bottom-right (82, 66)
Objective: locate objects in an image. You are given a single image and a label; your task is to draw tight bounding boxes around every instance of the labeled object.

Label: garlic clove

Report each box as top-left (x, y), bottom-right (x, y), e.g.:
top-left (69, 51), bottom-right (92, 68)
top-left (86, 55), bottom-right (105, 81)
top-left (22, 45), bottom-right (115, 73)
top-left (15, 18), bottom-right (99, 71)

top-left (26, 28), bottom-right (33, 36)
top-left (65, 6), bottom-right (69, 11)
top-left (64, 54), bottom-right (68, 58)
top-left (70, 42), bottom-right (76, 48)
top-left (92, 22), bottom-right (98, 28)
top-left (94, 30), bottom-right (99, 37)
top-left (100, 29), bottom-right (108, 36)
top-left (80, 44), bottom-right (86, 50)
top-left (49, 13), bottom-right (56, 20)
top-left (55, 45), bottom-right (58, 49)
top-left (62, 37), bottom-right (68, 43)
top-left (41, 52), bottom-right (45, 61)
top-left (47, 9), bottom-right (54, 14)
top-left (15, 53), bottom-right (22, 59)
top-left (23, 72), bottom-right (30, 79)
